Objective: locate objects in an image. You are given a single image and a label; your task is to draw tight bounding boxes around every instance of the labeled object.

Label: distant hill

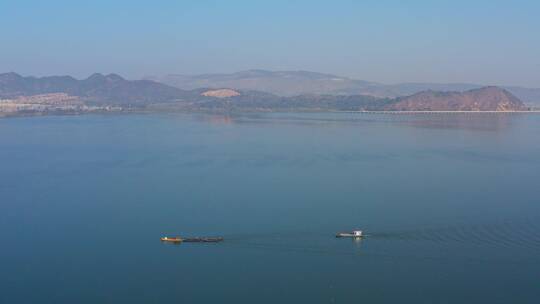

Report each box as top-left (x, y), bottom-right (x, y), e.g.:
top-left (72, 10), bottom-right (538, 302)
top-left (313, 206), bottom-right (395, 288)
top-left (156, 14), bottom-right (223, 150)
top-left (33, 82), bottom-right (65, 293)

top-left (146, 69), bottom-right (377, 97)
top-left (385, 87), bottom-right (528, 111)
top-left (0, 72), bottom-right (191, 105)
top-left (146, 70), bottom-right (540, 106)
top-left (371, 83), bottom-right (540, 108)
top-left (201, 88), bottom-right (241, 98)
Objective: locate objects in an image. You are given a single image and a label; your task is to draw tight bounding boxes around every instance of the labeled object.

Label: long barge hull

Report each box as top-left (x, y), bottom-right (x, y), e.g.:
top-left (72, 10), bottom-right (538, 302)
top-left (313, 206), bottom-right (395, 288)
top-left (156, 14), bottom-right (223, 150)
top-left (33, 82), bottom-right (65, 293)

top-left (182, 237), bottom-right (224, 243)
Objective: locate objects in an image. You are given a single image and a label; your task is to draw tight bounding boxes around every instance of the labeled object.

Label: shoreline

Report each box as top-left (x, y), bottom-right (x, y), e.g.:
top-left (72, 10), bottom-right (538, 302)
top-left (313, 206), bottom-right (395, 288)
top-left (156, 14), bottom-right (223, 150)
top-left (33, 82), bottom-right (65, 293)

top-left (2, 109), bottom-right (540, 119)
top-left (333, 110), bottom-right (540, 114)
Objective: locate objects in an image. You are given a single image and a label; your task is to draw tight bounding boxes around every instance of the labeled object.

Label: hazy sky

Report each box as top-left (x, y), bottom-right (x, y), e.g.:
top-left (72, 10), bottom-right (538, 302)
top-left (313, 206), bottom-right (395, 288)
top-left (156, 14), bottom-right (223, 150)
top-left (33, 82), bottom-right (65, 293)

top-left (1, 0), bottom-right (539, 87)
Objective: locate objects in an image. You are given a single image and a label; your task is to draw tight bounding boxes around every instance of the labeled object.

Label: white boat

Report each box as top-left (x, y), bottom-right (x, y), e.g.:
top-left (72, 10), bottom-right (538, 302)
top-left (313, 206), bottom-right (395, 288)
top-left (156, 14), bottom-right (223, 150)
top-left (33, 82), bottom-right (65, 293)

top-left (336, 230), bottom-right (363, 238)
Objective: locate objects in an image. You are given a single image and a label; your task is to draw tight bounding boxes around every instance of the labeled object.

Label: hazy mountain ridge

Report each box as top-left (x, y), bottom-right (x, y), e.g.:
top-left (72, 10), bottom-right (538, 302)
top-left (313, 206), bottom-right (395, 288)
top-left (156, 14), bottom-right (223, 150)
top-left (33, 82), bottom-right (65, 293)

top-left (0, 72), bottom-right (192, 105)
top-left (147, 70), bottom-right (540, 106)
top-left (0, 72), bottom-right (530, 116)
top-left (146, 70), bottom-right (377, 97)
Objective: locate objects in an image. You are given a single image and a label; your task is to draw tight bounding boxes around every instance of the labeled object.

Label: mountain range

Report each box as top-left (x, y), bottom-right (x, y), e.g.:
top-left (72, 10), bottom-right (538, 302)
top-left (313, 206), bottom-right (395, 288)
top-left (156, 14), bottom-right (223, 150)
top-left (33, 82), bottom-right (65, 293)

top-left (146, 69), bottom-right (540, 106)
top-left (0, 72), bottom-right (192, 105)
top-left (0, 72), bottom-right (531, 115)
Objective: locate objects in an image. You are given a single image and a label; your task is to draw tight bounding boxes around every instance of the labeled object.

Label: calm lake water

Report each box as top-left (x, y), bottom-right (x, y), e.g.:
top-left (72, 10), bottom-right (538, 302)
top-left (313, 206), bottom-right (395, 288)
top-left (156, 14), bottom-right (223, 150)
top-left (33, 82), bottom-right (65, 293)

top-left (1, 113), bottom-right (539, 303)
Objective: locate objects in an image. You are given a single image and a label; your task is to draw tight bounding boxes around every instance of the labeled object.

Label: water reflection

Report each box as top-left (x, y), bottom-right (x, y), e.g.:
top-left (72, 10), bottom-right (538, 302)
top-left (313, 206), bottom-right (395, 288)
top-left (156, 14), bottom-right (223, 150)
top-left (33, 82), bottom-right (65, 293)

top-left (399, 113), bottom-right (515, 131)
top-left (194, 114), bottom-right (233, 125)
top-left (190, 112), bottom-right (525, 132)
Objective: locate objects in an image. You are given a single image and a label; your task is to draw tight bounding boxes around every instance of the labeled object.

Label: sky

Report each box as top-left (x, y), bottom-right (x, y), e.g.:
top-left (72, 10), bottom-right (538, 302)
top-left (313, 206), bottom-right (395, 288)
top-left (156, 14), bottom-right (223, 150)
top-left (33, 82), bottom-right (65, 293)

top-left (1, 0), bottom-right (539, 87)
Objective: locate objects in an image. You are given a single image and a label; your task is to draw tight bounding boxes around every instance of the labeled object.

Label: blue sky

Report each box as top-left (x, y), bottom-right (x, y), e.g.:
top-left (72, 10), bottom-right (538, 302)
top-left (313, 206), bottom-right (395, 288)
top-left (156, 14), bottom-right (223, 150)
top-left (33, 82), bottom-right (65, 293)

top-left (1, 0), bottom-right (539, 86)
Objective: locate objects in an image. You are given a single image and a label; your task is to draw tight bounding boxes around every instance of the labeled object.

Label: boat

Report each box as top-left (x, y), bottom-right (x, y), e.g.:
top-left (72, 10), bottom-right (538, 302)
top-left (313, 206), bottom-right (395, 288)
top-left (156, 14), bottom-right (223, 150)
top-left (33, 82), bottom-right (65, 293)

top-left (160, 236), bottom-right (182, 243)
top-left (160, 236), bottom-right (224, 243)
top-left (336, 230), bottom-right (363, 238)
top-left (182, 237), bottom-right (224, 243)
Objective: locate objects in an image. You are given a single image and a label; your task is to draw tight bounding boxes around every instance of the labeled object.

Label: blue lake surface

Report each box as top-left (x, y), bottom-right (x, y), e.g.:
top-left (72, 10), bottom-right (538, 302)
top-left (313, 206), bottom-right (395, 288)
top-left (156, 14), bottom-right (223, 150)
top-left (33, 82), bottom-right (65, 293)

top-left (1, 113), bottom-right (539, 303)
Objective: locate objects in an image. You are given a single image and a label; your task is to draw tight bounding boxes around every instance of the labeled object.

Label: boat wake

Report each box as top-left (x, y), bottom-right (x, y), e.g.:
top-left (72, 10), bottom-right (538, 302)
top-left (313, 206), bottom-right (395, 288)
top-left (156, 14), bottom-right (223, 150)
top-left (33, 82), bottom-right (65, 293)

top-left (367, 217), bottom-right (540, 251)
top-left (214, 218), bottom-right (540, 264)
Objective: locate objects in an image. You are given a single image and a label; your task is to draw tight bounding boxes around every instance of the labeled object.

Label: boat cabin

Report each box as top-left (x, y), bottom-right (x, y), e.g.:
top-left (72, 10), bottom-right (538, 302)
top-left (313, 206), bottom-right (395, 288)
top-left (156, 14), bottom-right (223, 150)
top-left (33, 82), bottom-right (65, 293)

top-left (336, 230), bottom-right (364, 238)
top-left (352, 230), bottom-right (363, 237)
